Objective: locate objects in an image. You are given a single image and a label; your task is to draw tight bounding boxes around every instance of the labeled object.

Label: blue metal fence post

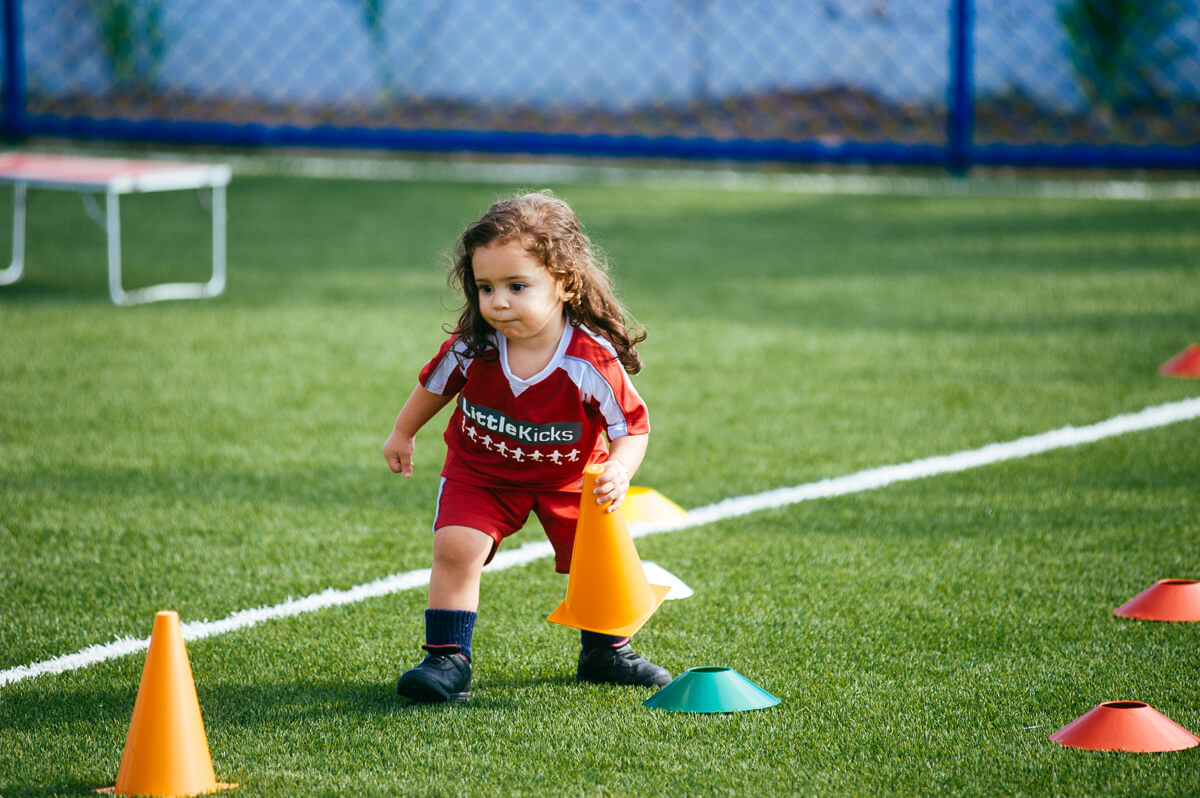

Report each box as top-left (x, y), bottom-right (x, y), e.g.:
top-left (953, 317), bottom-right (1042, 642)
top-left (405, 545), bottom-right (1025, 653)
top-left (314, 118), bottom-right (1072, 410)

top-left (2, 0), bottom-right (26, 142)
top-left (948, 0), bottom-right (974, 175)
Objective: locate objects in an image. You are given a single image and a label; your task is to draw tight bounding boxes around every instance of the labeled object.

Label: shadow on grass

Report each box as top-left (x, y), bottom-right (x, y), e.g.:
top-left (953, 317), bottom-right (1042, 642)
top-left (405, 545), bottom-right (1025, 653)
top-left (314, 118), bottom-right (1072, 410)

top-left (0, 676), bottom-right (435, 740)
top-left (0, 278), bottom-right (111, 305)
top-left (0, 669), bottom-right (650, 795)
top-left (0, 681), bottom-right (145, 797)
top-left (0, 676), bottom-right (474, 795)
top-left (469, 672), bottom-right (576, 702)
top-left (0, 780), bottom-right (112, 797)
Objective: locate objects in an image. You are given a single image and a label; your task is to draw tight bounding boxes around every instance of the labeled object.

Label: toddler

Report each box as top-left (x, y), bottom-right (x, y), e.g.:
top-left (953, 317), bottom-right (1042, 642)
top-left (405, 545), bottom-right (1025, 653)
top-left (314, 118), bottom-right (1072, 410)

top-left (383, 190), bottom-right (670, 702)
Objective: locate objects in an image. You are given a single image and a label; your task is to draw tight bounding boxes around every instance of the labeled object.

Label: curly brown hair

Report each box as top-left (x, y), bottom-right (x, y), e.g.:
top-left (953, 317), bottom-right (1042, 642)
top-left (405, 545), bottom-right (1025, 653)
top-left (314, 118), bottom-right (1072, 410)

top-left (447, 190), bottom-right (646, 374)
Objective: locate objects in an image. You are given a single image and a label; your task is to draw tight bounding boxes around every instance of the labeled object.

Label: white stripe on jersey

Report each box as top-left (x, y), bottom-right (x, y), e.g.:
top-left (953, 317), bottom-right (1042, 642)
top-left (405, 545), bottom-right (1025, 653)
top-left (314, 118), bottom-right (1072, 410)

top-left (563, 326), bottom-right (645, 440)
top-left (423, 338), bottom-right (473, 394)
top-left (432, 477), bottom-right (447, 533)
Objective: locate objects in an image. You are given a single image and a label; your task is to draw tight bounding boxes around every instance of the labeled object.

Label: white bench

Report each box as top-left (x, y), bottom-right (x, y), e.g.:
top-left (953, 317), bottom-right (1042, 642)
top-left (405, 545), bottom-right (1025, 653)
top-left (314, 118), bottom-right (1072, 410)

top-left (0, 153), bottom-right (231, 305)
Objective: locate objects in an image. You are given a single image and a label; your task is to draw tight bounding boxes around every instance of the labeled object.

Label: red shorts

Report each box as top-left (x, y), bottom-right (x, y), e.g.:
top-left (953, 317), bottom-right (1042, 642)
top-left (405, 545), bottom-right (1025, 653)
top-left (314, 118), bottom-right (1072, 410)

top-left (434, 478), bottom-right (581, 573)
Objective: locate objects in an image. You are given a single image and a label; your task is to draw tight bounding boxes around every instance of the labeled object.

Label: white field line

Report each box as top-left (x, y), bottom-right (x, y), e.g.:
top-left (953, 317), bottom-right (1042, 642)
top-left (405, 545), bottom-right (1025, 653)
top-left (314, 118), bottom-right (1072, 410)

top-left (3, 396), bottom-right (1198, 688)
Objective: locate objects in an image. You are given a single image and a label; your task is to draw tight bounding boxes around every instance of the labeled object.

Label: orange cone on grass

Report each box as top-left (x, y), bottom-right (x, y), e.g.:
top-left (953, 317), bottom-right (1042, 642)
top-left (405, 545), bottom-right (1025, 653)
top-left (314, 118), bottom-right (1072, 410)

top-left (1050, 701), bottom-right (1199, 752)
top-left (100, 611), bottom-right (235, 797)
top-left (1114, 579), bottom-right (1200, 622)
top-left (621, 486), bottom-right (688, 525)
top-left (547, 464), bottom-right (671, 637)
top-left (1159, 344), bottom-right (1200, 377)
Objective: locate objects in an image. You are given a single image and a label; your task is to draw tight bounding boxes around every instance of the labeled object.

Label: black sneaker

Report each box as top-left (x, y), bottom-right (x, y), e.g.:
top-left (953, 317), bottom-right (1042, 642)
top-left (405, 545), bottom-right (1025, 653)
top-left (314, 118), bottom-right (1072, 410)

top-left (396, 644), bottom-right (471, 703)
top-left (577, 643), bottom-right (672, 687)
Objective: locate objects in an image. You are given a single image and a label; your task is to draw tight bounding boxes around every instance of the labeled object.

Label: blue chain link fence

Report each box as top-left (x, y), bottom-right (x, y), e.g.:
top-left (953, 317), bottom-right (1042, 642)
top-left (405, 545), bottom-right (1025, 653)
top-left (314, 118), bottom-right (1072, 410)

top-left (3, 1), bottom-right (1198, 171)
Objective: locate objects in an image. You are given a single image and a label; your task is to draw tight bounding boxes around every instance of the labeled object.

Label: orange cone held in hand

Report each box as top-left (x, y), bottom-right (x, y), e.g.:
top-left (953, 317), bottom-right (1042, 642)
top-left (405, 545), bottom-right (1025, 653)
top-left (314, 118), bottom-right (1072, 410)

top-left (547, 464), bottom-right (671, 637)
top-left (102, 611), bottom-right (235, 797)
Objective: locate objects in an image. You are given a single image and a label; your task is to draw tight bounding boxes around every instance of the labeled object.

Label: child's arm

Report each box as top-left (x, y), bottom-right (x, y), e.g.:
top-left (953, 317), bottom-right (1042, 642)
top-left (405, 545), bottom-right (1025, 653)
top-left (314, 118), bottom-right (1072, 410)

top-left (383, 385), bottom-right (453, 477)
top-left (593, 433), bottom-right (649, 512)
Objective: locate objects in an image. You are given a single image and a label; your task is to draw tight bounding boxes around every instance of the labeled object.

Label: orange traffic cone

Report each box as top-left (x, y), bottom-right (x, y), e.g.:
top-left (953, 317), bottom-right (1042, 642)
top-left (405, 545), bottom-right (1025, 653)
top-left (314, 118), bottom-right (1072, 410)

top-left (99, 611), bottom-right (236, 797)
top-left (1050, 701), bottom-right (1199, 752)
top-left (1159, 344), bottom-right (1200, 378)
top-left (547, 464), bottom-right (671, 637)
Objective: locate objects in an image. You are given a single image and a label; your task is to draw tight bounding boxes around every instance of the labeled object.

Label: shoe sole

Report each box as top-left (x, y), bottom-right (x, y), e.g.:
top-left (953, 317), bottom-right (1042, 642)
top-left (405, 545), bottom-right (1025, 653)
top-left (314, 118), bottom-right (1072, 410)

top-left (577, 672), bottom-right (672, 688)
top-left (397, 676), bottom-right (470, 704)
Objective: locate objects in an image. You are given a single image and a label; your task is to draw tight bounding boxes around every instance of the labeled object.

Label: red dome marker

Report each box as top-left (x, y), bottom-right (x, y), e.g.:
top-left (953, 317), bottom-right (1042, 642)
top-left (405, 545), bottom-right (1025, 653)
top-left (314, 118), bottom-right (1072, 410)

top-left (1159, 344), bottom-right (1200, 377)
top-left (1114, 579), bottom-right (1200, 622)
top-left (1050, 702), bottom-right (1199, 752)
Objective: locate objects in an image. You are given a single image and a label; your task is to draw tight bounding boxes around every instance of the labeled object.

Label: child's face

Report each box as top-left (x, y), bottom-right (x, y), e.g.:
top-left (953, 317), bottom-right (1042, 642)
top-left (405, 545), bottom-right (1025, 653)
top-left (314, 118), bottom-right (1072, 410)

top-left (472, 240), bottom-right (570, 345)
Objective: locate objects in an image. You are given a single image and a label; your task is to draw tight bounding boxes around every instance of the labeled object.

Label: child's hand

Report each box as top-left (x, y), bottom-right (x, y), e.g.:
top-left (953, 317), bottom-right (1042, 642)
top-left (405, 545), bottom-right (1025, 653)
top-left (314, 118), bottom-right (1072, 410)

top-left (383, 430), bottom-right (417, 478)
top-left (593, 458), bottom-right (632, 513)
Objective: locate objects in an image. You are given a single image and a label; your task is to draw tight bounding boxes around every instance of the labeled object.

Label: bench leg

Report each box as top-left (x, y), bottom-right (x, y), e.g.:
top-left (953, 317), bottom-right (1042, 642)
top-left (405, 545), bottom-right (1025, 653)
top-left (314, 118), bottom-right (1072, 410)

top-left (108, 184), bottom-right (229, 306)
top-left (0, 182), bottom-right (27, 286)
top-left (106, 189), bottom-right (128, 305)
top-left (209, 182), bottom-right (227, 297)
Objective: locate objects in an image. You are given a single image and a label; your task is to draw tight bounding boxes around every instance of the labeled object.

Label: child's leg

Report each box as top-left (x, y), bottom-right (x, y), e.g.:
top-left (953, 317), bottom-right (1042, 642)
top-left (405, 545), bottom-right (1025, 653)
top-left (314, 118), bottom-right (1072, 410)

top-left (398, 482), bottom-right (533, 703)
top-left (429, 524), bottom-right (494, 612)
top-left (422, 524), bottom-right (492, 662)
top-left (580, 631), bottom-right (628, 654)
top-left (532, 491), bottom-right (672, 688)
top-left (397, 525), bottom-right (492, 703)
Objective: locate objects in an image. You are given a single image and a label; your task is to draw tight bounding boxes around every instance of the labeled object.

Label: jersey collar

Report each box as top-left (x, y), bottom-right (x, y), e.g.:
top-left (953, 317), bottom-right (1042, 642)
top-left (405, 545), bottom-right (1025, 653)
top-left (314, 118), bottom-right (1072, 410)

top-left (495, 322), bottom-right (575, 397)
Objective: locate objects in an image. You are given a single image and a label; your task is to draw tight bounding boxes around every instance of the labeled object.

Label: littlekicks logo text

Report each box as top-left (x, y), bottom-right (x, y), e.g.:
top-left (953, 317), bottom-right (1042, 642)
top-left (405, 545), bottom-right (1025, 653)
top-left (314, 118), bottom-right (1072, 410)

top-left (459, 396), bottom-right (581, 444)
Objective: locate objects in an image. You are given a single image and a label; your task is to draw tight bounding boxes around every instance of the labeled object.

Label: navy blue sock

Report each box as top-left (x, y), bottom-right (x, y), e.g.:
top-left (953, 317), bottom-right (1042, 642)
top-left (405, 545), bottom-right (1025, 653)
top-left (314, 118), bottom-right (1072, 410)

top-left (425, 608), bottom-right (477, 662)
top-left (580, 630), bottom-right (629, 655)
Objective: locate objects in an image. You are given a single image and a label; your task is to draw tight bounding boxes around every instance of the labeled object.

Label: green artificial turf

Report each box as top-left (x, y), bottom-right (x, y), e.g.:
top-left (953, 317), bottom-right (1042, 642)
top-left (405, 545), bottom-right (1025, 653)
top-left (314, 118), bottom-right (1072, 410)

top-left (1, 164), bottom-right (1198, 796)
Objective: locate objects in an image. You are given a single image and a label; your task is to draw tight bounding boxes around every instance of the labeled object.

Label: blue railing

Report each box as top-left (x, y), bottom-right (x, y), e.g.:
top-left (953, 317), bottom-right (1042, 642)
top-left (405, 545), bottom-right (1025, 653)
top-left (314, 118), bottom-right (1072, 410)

top-left (2, 1), bottom-right (1197, 172)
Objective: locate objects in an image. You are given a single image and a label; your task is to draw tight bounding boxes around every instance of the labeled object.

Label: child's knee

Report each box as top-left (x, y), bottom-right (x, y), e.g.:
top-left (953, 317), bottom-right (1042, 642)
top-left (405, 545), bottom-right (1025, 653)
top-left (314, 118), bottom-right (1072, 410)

top-left (433, 525), bottom-right (496, 570)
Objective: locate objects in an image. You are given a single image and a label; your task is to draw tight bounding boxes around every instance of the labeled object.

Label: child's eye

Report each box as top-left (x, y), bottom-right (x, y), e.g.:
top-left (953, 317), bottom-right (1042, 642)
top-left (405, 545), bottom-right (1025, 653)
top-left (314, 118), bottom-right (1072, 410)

top-left (510, 283), bottom-right (525, 292)
top-left (478, 284), bottom-right (493, 294)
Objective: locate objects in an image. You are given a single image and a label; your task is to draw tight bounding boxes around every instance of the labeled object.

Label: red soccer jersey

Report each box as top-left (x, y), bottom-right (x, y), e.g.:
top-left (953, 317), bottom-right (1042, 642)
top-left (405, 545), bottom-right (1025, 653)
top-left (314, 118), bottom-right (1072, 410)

top-left (418, 323), bottom-right (649, 491)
